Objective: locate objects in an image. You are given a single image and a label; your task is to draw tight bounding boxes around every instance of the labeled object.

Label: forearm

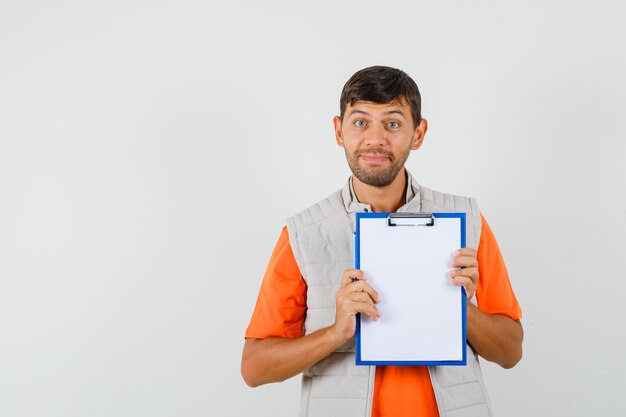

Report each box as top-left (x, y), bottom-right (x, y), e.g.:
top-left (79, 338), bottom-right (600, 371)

top-left (466, 303), bottom-right (523, 369)
top-left (241, 326), bottom-right (344, 387)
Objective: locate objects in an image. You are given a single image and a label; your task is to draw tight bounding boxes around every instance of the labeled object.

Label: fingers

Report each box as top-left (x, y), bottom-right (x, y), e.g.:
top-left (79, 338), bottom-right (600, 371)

top-left (354, 302), bottom-right (381, 322)
top-left (449, 248), bottom-right (478, 269)
top-left (336, 269), bottom-right (382, 322)
top-left (337, 297), bottom-right (381, 322)
top-left (341, 269), bottom-right (366, 287)
top-left (339, 269), bottom-right (381, 303)
top-left (347, 290), bottom-right (380, 309)
top-left (337, 280), bottom-right (381, 314)
top-left (449, 248), bottom-right (479, 299)
top-left (449, 272), bottom-right (477, 300)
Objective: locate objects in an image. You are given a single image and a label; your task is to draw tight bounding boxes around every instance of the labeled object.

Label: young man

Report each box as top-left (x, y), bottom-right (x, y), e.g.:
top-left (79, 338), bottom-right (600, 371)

top-left (242, 66), bottom-right (523, 417)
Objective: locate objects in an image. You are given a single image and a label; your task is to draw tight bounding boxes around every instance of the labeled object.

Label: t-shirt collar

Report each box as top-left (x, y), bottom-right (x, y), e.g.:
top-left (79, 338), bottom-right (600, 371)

top-left (341, 170), bottom-right (421, 214)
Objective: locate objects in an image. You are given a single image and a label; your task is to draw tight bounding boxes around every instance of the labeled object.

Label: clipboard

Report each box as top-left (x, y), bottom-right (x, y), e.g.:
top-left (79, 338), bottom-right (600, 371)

top-left (354, 212), bottom-right (467, 366)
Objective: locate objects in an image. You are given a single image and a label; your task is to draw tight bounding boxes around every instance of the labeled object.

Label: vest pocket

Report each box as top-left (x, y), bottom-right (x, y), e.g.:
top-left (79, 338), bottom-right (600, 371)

top-left (303, 353), bottom-right (372, 417)
top-left (430, 346), bottom-right (492, 416)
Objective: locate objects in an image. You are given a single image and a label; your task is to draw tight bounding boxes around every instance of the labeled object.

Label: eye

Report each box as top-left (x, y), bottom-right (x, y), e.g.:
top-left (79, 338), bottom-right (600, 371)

top-left (387, 121), bottom-right (400, 128)
top-left (354, 120), bottom-right (367, 128)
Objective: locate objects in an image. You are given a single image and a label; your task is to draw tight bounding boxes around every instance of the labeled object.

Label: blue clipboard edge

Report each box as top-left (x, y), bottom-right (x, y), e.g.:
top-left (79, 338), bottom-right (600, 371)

top-left (354, 212), bottom-right (467, 366)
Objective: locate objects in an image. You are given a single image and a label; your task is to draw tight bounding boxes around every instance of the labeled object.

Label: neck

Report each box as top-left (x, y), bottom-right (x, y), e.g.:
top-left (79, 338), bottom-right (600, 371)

top-left (352, 170), bottom-right (408, 212)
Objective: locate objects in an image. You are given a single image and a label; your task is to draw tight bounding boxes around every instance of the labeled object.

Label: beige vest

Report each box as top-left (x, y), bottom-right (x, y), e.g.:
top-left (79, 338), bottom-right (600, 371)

top-left (285, 173), bottom-right (493, 417)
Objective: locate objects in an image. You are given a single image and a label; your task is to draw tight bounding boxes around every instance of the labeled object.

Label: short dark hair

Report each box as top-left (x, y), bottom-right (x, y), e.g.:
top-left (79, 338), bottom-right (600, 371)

top-left (340, 66), bottom-right (422, 127)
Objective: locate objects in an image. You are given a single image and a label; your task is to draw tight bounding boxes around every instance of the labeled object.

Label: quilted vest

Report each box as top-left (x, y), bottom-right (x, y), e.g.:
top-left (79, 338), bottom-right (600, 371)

top-left (285, 172), bottom-right (493, 417)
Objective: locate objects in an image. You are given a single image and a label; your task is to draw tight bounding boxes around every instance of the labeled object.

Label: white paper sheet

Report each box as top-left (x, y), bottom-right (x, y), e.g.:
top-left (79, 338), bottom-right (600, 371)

top-left (358, 214), bottom-right (464, 363)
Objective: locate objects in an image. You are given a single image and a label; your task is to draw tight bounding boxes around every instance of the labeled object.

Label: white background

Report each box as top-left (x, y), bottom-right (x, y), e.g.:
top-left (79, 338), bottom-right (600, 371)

top-left (1, 1), bottom-right (625, 416)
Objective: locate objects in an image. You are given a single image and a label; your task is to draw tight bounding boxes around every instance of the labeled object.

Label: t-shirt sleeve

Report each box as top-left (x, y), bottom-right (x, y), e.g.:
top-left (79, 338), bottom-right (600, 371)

top-left (245, 226), bottom-right (307, 339)
top-left (475, 214), bottom-right (522, 320)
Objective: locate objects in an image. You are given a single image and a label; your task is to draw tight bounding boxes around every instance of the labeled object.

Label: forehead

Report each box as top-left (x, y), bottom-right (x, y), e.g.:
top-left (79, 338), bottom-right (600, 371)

top-left (345, 99), bottom-right (410, 117)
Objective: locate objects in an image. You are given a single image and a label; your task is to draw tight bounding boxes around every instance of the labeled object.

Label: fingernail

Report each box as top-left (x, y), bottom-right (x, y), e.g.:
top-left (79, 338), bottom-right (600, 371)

top-left (452, 250), bottom-right (460, 257)
top-left (448, 270), bottom-right (455, 277)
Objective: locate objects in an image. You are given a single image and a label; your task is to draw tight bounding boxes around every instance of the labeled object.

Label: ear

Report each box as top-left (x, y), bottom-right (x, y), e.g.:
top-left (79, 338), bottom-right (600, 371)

top-left (411, 118), bottom-right (428, 150)
top-left (333, 115), bottom-right (344, 148)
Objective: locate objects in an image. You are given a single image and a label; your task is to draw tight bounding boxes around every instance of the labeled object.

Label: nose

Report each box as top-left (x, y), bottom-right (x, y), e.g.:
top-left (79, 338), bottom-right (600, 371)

top-left (364, 123), bottom-right (386, 147)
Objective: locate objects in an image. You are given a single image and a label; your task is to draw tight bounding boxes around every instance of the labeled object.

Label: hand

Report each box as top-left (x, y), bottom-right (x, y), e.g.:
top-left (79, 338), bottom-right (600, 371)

top-left (449, 248), bottom-right (479, 300)
top-left (331, 269), bottom-right (381, 343)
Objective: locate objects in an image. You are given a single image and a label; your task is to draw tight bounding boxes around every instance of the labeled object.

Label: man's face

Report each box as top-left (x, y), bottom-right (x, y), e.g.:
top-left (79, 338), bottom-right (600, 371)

top-left (333, 99), bottom-right (427, 187)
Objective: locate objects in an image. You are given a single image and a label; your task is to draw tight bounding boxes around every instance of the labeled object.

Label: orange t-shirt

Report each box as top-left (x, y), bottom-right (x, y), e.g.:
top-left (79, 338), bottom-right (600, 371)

top-left (245, 214), bottom-right (521, 417)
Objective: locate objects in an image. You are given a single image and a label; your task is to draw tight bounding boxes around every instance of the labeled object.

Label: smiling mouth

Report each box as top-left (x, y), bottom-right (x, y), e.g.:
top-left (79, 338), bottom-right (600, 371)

top-left (360, 155), bottom-right (387, 162)
top-left (358, 153), bottom-right (392, 164)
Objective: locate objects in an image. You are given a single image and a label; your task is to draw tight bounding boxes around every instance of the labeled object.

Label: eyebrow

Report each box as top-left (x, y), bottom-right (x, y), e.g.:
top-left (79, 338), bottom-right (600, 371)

top-left (348, 109), bottom-right (407, 119)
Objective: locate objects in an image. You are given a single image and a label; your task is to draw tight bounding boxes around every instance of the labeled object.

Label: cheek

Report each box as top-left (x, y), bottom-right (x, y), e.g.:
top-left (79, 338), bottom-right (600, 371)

top-left (340, 130), bottom-right (361, 146)
top-left (342, 125), bottom-right (360, 137)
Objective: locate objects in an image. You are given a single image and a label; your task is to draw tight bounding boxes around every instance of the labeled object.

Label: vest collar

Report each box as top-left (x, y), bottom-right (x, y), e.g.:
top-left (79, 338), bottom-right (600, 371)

top-left (341, 170), bottom-right (422, 214)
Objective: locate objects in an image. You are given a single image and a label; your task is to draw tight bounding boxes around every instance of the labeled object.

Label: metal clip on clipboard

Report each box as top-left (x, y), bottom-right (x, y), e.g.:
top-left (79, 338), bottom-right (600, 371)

top-left (387, 213), bottom-right (435, 227)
